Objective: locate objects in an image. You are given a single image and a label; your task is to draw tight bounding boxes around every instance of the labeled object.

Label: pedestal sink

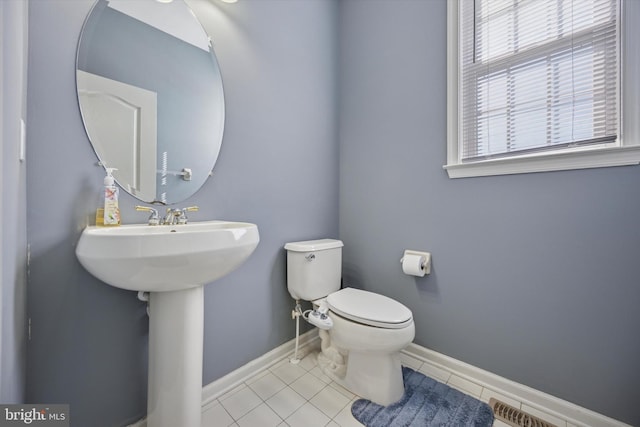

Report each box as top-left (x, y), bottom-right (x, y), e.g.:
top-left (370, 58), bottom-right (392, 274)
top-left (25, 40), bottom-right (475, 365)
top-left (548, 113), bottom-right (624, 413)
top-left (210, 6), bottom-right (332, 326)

top-left (76, 221), bottom-right (259, 427)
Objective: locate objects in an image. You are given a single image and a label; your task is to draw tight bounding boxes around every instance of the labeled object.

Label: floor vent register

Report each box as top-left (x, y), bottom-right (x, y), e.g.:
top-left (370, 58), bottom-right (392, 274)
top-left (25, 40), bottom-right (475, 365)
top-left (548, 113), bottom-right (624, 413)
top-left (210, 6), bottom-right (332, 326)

top-left (489, 398), bottom-right (558, 427)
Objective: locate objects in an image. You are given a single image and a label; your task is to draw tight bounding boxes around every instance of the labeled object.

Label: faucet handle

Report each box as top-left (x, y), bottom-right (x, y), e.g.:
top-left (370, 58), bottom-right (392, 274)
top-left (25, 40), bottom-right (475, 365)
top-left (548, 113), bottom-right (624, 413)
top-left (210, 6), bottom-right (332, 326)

top-left (176, 206), bottom-right (199, 225)
top-left (135, 205), bottom-right (160, 226)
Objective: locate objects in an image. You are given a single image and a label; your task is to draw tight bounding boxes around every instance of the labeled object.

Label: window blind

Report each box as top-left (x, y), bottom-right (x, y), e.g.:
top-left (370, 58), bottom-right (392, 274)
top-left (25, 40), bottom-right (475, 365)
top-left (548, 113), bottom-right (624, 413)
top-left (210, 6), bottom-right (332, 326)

top-left (460, 0), bottom-right (619, 161)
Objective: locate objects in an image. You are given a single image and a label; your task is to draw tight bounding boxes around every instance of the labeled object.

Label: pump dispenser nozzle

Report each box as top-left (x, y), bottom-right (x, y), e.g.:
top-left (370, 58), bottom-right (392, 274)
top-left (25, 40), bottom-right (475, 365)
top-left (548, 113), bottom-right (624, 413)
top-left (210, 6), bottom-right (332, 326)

top-left (104, 167), bottom-right (118, 186)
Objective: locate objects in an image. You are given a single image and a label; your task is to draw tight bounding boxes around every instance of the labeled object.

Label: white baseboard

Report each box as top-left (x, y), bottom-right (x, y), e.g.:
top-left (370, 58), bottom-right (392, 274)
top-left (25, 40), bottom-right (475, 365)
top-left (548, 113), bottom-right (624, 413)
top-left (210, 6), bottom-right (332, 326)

top-left (127, 329), bottom-right (319, 427)
top-left (403, 343), bottom-right (631, 427)
top-left (201, 329), bottom-right (319, 406)
top-left (129, 333), bottom-right (628, 427)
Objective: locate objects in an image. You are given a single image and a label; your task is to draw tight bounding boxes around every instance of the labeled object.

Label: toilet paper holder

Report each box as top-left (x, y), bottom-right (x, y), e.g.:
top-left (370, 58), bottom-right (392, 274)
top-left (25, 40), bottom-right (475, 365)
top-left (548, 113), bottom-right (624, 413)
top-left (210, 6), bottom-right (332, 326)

top-left (400, 250), bottom-right (431, 275)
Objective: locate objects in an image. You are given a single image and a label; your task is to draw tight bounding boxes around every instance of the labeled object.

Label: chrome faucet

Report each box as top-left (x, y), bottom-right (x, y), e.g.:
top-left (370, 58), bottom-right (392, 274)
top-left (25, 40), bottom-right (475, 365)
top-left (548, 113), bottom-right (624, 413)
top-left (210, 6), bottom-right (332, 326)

top-left (162, 206), bottom-right (199, 225)
top-left (162, 208), bottom-right (179, 225)
top-left (135, 205), bottom-right (198, 225)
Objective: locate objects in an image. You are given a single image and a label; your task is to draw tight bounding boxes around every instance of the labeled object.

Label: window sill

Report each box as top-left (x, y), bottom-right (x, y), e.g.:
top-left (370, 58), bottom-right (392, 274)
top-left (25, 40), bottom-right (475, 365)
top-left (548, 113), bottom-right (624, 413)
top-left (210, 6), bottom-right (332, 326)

top-left (443, 145), bottom-right (640, 178)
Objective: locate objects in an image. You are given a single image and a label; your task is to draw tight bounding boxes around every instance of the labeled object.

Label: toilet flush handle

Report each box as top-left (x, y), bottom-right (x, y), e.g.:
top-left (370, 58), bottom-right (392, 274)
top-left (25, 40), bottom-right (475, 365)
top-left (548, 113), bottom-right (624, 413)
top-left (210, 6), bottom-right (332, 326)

top-left (305, 253), bottom-right (315, 261)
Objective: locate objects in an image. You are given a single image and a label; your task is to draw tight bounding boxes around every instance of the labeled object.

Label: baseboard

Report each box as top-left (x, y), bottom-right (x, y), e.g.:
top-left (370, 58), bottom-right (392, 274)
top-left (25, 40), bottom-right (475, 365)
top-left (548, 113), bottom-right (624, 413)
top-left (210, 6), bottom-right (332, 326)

top-left (201, 329), bottom-right (319, 406)
top-left (402, 343), bottom-right (631, 427)
top-left (128, 333), bottom-right (628, 427)
top-left (126, 329), bottom-right (319, 427)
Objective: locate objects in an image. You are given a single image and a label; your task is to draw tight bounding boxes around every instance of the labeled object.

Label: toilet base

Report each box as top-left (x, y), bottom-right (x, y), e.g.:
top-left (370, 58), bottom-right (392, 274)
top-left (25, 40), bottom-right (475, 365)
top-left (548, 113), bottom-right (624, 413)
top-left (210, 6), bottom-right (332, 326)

top-left (340, 350), bottom-right (405, 406)
top-left (318, 328), bottom-right (406, 407)
top-left (316, 310), bottom-right (414, 407)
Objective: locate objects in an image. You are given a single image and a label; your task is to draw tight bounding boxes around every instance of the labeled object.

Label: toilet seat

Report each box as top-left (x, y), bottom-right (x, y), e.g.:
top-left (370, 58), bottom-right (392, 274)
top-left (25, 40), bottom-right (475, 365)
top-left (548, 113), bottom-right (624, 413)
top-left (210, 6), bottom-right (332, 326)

top-left (327, 288), bottom-right (413, 329)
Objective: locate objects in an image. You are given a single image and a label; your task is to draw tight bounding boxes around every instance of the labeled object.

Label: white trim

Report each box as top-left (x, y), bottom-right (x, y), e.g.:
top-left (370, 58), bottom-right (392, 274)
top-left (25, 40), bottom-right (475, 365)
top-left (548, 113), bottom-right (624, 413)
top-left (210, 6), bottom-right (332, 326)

top-left (126, 329), bottom-right (320, 427)
top-left (446, 0), bottom-right (460, 169)
top-left (201, 329), bottom-right (320, 405)
top-left (444, 145), bottom-right (640, 178)
top-left (403, 343), bottom-right (632, 427)
top-left (129, 332), bottom-right (629, 427)
top-left (446, 0), bottom-right (640, 179)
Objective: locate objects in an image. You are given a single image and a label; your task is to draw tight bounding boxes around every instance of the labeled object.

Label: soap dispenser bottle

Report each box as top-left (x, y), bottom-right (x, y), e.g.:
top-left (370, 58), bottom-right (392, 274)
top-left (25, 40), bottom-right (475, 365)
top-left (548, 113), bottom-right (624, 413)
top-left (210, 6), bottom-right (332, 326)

top-left (96, 168), bottom-right (120, 226)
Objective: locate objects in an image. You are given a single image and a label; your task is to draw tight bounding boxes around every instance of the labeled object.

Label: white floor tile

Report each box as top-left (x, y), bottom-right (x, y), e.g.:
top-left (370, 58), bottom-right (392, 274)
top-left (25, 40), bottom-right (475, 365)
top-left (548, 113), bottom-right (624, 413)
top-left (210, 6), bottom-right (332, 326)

top-left (290, 372), bottom-right (327, 400)
top-left (201, 401), bottom-right (235, 427)
top-left (219, 383), bottom-right (249, 401)
top-left (219, 386), bottom-right (263, 420)
top-left (308, 365), bottom-right (332, 383)
top-left (332, 400), bottom-right (364, 427)
top-left (328, 381), bottom-right (356, 400)
top-left (198, 350), bottom-right (589, 427)
top-left (297, 351), bottom-right (318, 371)
top-left (265, 387), bottom-right (307, 419)
top-left (309, 385), bottom-right (352, 418)
top-left (285, 402), bottom-right (330, 427)
top-left (271, 359), bottom-right (308, 385)
top-left (247, 372), bottom-right (287, 400)
top-left (237, 403), bottom-right (282, 427)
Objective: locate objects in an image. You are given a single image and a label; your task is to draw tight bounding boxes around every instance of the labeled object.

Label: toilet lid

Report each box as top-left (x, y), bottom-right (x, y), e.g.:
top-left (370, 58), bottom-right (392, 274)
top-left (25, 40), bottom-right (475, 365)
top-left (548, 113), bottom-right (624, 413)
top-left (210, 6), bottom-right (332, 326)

top-left (327, 288), bottom-right (413, 329)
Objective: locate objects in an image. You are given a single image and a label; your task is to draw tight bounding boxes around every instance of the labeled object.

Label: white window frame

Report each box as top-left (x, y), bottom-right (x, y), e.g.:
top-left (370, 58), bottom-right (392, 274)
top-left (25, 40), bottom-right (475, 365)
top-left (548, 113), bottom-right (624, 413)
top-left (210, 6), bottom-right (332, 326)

top-left (445, 0), bottom-right (640, 178)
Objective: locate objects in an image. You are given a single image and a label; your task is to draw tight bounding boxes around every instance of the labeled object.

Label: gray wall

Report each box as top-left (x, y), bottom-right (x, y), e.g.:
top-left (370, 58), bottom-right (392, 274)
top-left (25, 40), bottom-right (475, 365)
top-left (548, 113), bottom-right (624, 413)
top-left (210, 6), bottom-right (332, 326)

top-left (23, 0), bottom-right (640, 426)
top-left (26, 0), bottom-right (337, 426)
top-left (1, 0), bottom-right (28, 404)
top-left (338, 1), bottom-right (640, 425)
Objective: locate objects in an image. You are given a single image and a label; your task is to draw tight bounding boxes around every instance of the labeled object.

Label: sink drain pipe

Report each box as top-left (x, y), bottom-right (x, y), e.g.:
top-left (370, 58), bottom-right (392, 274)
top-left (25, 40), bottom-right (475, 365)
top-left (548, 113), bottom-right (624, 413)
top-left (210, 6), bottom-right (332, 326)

top-left (138, 291), bottom-right (150, 316)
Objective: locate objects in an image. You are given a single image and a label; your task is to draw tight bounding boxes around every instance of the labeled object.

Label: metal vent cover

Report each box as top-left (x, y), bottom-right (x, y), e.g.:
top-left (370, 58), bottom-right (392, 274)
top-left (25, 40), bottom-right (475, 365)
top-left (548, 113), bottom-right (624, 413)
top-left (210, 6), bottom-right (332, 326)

top-left (489, 398), bottom-right (558, 427)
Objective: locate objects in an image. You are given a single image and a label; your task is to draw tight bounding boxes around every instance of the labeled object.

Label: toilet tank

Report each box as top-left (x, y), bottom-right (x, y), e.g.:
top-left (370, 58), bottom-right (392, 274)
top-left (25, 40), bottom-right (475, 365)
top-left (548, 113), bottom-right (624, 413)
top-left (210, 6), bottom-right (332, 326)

top-left (284, 239), bottom-right (343, 301)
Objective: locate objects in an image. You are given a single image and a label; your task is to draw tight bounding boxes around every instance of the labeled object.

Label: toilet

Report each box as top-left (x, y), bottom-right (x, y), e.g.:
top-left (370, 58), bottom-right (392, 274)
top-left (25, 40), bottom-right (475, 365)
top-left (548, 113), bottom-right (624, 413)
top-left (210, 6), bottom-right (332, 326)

top-left (284, 239), bottom-right (415, 406)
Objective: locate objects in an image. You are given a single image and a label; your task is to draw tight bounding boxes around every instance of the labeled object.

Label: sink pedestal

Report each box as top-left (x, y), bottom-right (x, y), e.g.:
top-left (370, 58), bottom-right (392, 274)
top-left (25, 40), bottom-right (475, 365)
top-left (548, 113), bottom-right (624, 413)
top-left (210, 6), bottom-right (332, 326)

top-left (75, 221), bottom-right (260, 427)
top-left (147, 287), bottom-right (203, 427)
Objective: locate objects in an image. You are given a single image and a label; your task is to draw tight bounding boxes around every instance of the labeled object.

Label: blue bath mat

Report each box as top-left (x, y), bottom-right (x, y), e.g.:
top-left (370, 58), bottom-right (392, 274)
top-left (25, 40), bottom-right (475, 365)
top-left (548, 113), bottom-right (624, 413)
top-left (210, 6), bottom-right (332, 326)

top-left (351, 367), bottom-right (494, 427)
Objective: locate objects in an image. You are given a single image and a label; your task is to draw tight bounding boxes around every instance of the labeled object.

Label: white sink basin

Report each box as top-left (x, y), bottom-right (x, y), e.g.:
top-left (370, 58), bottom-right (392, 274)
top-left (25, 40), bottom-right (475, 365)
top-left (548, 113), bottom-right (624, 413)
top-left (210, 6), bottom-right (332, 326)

top-left (76, 220), bottom-right (259, 427)
top-left (76, 220), bottom-right (259, 292)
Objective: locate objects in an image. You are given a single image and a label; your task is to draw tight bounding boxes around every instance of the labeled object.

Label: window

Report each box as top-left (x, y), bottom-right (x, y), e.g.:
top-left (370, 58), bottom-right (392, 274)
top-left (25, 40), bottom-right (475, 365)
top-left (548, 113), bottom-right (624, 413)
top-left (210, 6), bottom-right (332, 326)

top-left (446, 0), bottom-right (640, 178)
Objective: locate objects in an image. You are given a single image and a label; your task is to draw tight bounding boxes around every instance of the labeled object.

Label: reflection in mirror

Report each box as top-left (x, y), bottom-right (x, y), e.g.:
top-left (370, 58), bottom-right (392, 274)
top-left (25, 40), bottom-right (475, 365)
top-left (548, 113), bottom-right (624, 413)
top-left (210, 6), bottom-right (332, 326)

top-left (77, 0), bottom-right (225, 204)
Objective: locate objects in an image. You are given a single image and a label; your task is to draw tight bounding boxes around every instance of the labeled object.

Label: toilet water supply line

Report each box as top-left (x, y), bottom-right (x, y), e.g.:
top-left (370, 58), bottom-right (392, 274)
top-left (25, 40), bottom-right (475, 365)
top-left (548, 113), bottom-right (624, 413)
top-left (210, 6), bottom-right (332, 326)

top-left (290, 300), bottom-right (333, 364)
top-left (290, 301), bottom-right (310, 364)
top-left (137, 294), bottom-right (317, 363)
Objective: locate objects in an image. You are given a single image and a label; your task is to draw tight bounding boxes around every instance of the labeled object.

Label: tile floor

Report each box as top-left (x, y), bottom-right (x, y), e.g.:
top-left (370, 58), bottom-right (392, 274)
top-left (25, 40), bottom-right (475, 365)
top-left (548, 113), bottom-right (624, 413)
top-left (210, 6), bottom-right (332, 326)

top-left (200, 349), bottom-right (573, 427)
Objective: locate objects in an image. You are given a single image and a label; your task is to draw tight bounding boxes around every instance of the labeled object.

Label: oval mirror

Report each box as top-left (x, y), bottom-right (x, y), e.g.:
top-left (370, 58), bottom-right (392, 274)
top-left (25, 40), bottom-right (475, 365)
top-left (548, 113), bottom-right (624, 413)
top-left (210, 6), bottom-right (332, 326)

top-left (76, 0), bottom-right (224, 204)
